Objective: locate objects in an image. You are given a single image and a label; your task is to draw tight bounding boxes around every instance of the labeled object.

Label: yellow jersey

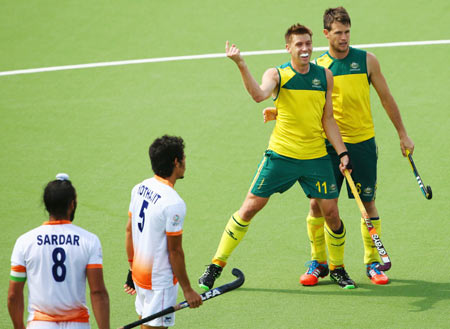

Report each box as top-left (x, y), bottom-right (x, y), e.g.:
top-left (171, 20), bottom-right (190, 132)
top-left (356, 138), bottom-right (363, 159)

top-left (268, 62), bottom-right (328, 160)
top-left (315, 47), bottom-right (374, 143)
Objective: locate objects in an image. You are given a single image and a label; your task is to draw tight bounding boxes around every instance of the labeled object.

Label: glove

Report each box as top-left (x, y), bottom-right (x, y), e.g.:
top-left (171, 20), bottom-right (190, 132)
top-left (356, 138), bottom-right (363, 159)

top-left (125, 270), bottom-right (135, 289)
top-left (338, 151), bottom-right (352, 170)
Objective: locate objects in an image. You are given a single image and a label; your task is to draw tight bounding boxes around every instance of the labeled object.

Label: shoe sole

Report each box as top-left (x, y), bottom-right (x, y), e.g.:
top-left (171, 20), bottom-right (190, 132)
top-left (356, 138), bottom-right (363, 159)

top-left (198, 283), bottom-right (211, 291)
top-left (330, 277), bottom-right (356, 289)
top-left (369, 278), bottom-right (389, 285)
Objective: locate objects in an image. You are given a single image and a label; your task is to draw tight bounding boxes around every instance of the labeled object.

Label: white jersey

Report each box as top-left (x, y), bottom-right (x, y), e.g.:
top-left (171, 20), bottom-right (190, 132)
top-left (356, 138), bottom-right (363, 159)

top-left (10, 220), bottom-right (103, 323)
top-left (129, 176), bottom-right (186, 290)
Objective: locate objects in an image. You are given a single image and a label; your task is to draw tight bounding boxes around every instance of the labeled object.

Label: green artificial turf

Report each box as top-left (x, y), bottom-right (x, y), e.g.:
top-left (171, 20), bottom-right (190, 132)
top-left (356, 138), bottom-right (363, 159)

top-left (1, 1), bottom-right (449, 328)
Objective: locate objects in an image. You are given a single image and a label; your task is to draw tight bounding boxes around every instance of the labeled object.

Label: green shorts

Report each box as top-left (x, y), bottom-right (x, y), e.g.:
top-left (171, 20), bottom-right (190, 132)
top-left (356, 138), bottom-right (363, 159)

top-left (249, 150), bottom-right (339, 199)
top-left (326, 137), bottom-right (377, 202)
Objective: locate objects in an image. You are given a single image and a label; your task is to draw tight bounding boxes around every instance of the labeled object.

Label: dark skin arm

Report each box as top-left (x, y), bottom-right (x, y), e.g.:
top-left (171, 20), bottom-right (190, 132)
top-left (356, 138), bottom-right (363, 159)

top-left (167, 234), bottom-right (202, 308)
top-left (7, 280), bottom-right (26, 329)
top-left (124, 216), bottom-right (136, 295)
top-left (87, 268), bottom-right (110, 329)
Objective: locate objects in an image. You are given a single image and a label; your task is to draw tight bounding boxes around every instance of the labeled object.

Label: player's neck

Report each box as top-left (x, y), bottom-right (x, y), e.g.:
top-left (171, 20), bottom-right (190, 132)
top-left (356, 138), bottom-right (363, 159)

top-left (291, 61), bottom-right (310, 74)
top-left (328, 46), bottom-right (350, 60)
top-left (49, 215), bottom-right (71, 222)
top-left (155, 175), bottom-right (176, 188)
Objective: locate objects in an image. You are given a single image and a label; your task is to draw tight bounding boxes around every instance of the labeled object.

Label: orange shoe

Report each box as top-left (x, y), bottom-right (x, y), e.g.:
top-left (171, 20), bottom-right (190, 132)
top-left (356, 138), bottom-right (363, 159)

top-left (366, 263), bottom-right (389, 285)
top-left (300, 261), bottom-right (329, 286)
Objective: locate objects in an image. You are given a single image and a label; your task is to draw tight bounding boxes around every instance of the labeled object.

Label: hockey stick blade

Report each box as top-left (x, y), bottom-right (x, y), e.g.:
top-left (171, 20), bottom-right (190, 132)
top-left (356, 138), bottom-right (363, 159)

top-left (406, 150), bottom-right (432, 200)
top-left (118, 268), bottom-right (245, 329)
top-left (344, 170), bottom-right (392, 271)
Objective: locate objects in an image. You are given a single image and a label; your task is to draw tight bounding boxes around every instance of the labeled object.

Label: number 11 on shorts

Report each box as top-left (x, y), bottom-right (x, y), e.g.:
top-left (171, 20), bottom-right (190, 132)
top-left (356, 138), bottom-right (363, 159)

top-left (316, 181), bottom-right (327, 194)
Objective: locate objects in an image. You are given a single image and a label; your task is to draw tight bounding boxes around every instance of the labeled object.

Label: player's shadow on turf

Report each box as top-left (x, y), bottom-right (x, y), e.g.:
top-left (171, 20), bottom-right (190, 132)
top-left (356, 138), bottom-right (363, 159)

top-left (240, 279), bottom-right (449, 312)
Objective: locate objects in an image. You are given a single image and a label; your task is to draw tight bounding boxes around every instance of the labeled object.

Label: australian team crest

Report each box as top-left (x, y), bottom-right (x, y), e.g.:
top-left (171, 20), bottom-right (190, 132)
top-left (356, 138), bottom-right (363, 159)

top-left (350, 62), bottom-right (360, 71)
top-left (312, 78), bottom-right (321, 88)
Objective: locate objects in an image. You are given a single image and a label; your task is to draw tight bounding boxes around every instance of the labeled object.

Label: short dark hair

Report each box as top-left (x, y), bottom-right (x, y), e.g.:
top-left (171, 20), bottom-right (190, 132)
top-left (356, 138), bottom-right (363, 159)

top-left (149, 135), bottom-right (185, 178)
top-left (285, 23), bottom-right (313, 43)
top-left (323, 7), bottom-right (351, 31)
top-left (43, 179), bottom-right (77, 219)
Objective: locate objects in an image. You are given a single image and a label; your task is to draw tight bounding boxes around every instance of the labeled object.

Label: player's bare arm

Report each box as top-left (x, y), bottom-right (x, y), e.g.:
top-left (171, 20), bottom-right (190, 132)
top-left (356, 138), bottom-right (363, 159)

top-left (7, 280), bottom-right (25, 329)
top-left (87, 268), bottom-right (110, 329)
top-left (226, 40), bottom-right (279, 102)
top-left (124, 216), bottom-right (136, 295)
top-left (167, 235), bottom-right (203, 308)
top-left (321, 69), bottom-right (350, 173)
top-left (367, 51), bottom-right (414, 156)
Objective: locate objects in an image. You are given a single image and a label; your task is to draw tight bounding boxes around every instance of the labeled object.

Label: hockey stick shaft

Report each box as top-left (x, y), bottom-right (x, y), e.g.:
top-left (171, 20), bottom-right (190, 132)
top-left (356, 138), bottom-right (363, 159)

top-left (406, 150), bottom-right (432, 199)
top-left (343, 170), bottom-right (391, 271)
top-left (118, 268), bottom-right (245, 329)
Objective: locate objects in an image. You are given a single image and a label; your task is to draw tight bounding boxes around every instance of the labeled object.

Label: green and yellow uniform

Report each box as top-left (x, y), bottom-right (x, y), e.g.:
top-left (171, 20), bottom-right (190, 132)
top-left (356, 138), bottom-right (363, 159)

top-left (211, 62), bottom-right (344, 268)
top-left (269, 62), bottom-right (328, 159)
top-left (250, 62), bottom-right (338, 199)
top-left (315, 47), bottom-right (377, 202)
top-left (313, 47), bottom-right (380, 265)
top-left (316, 47), bottom-right (373, 143)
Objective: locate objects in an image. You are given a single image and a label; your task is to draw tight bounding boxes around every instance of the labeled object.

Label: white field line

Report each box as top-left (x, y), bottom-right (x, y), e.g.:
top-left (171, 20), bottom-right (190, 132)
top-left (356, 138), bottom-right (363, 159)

top-left (0, 40), bottom-right (449, 77)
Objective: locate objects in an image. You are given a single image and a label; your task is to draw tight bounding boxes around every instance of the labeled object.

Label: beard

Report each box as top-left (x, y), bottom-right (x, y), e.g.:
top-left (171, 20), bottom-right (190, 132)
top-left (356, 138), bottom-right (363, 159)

top-left (332, 42), bottom-right (349, 53)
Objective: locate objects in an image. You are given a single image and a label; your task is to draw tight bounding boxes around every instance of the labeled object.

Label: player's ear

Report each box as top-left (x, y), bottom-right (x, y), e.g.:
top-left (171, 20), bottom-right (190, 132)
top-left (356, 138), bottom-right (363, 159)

top-left (323, 29), bottom-right (329, 37)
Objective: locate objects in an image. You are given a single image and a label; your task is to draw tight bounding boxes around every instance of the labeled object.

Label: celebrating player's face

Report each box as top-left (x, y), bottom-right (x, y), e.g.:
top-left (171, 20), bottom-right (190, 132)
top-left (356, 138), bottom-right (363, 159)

top-left (325, 22), bottom-right (351, 54)
top-left (287, 33), bottom-right (313, 64)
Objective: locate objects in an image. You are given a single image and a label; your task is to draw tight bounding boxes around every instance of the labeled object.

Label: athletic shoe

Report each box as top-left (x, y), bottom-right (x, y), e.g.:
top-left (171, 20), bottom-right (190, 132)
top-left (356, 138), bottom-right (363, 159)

top-left (366, 262), bottom-right (389, 285)
top-left (299, 260), bottom-right (329, 286)
top-left (330, 267), bottom-right (356, 289)
top-left (198, 264), bottom-right (222, 291)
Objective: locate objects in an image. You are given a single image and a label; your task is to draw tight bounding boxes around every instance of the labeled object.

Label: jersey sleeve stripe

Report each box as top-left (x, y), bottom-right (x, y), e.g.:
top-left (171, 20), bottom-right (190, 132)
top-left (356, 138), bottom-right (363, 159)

top-left (11, 265), bottom-right (26, 272)
top-left (10, 266), bottom-right (27, 281)
top-left (86, 264), bottom-right (103, 269)
top-left (166, 230), bottom-right (183, 236)
top-left (10, 275), bottom-right (26, 282)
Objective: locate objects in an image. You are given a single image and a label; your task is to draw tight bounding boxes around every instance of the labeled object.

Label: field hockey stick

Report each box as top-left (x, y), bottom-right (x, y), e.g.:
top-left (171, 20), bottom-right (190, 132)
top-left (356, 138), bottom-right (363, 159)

top-left (118, 268), bottom-right (245, 329)
top-left (343, 170), bottom-right (392, 271)
top-left (406, 150), bottom-right (432, 200)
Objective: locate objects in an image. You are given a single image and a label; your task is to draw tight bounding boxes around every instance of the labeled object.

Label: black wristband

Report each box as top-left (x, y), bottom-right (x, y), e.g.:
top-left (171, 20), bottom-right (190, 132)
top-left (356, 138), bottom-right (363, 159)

top-left (125, 269), bottom-right (135, 289)
top-left (338, 151), bottom-right (349, 159)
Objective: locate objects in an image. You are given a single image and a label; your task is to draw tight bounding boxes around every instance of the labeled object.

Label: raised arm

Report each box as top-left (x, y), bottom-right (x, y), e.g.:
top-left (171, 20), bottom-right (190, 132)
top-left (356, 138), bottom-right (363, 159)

top-left (167, 234), bottom-right (202, 308)
top-left (226, 41), bottom-right (279, 103)
top-left (321, 68), bottom-right (350, 173)
top-left (367, 52), bottom-right (414, 156)
top-left (86, 268), bottom-right (110, 329)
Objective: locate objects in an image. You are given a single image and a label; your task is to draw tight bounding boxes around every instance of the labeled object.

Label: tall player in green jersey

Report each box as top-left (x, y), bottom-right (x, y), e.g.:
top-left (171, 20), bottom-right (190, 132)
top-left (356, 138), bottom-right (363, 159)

top-left (199, 24), bottom-right (356, 290)
top-left (301, 7), bottom-right (415, 286)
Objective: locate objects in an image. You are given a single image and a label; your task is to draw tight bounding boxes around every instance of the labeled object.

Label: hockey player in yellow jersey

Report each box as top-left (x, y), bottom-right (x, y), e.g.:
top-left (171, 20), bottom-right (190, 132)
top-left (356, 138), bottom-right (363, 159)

top-left (199, 24), bottom-right (357, 290)
top-left (266, 8), bottom-right (415, 286)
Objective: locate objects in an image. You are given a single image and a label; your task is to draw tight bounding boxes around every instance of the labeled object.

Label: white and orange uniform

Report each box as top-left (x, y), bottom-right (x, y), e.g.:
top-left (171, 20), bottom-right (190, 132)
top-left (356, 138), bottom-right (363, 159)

top-left (128, 176), bottom-right (185, 326)
top-left (10, 220), bottom-right (103, 328)
top-left (129, 176), bottom-right (185, 289)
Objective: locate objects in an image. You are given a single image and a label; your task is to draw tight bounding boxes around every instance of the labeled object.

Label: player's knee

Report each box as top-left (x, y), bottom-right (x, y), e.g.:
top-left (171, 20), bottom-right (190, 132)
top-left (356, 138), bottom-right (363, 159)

top-left (323, 208), bottom-right (341, 230)
top-left (309, 199), bottom-right (322, 217)
top-left (238, 207), bottom-right (258, 221)
top-left (239, 195), bottom-right (268, 220)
